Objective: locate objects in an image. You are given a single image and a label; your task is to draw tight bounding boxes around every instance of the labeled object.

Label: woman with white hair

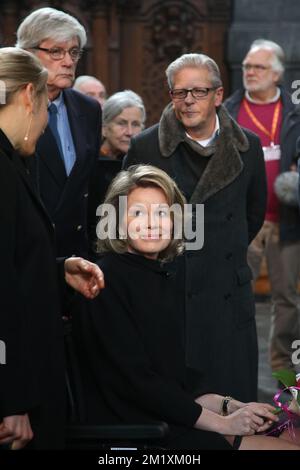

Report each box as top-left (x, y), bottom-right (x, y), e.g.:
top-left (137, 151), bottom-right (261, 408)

top-left (101, 90), bottom-right (146, 159)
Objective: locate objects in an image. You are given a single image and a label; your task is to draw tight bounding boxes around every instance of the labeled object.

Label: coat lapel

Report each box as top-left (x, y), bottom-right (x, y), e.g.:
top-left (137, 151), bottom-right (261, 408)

top-left (10, 151), bottom-right (55, 237)
top-left (158, 104), bottom-right (249, 203)
top-left (189, 123), bottom-right (245, 203)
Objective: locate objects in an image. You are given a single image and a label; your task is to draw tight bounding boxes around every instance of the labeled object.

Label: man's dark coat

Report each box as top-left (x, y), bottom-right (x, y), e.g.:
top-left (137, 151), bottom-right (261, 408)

top-left (124, 105), bottom-right (267, 401)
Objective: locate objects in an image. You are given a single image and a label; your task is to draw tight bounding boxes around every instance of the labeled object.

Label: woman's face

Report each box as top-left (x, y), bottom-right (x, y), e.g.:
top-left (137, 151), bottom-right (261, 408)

top-left (103, 106), bottom-right (143, 157)
top-left (22, 89), bottom-right (48, 156)
top-left (125, 186), bottom-right (173, 260)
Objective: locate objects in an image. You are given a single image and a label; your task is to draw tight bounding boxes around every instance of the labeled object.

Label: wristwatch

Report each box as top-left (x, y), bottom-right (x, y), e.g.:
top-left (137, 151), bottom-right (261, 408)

top-left (221, 396), bottom-right (233, 416)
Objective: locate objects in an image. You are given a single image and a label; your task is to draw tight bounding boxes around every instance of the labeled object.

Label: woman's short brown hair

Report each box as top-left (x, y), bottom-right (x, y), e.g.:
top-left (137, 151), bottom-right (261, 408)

top-left (96, 164), bottom-right (186, 262)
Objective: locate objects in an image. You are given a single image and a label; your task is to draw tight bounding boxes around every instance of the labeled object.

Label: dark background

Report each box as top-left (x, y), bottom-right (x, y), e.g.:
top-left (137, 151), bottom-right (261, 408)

top-left (1, 0), bottom-right (299, 126)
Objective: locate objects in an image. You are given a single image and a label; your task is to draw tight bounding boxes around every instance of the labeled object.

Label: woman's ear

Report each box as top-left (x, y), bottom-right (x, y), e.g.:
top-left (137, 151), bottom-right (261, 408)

top-left (22, 83), bottom-right (35, 114)
top-left (102, 125), bottom-right (107, 138)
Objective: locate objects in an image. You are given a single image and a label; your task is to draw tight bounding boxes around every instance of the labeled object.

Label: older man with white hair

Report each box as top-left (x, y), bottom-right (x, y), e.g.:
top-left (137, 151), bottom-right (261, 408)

top-left (225, 39), bottom-right (300, 376)
top-left (16, 7), bottom-right (101, 258)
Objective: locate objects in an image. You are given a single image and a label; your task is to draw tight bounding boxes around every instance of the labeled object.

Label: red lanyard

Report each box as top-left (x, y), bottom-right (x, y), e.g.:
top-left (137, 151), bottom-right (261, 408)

top-left (243, 98), bottom-right (281, 145)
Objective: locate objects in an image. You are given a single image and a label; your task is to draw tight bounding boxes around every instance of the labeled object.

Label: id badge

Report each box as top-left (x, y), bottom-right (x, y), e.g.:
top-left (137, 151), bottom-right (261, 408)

top-left (263, 144), bottom-right (281, 162)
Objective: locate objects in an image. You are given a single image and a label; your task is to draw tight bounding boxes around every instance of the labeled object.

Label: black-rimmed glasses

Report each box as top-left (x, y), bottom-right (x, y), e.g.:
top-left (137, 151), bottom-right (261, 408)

top-left (33, 46), bottom-right (82, 61)
top-left (170, 87), bottom-right (217, 101)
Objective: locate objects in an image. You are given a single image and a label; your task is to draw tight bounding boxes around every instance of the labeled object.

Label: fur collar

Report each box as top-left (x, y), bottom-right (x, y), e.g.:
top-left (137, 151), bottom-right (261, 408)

top-left (158, 103), bottom-right (250, 202)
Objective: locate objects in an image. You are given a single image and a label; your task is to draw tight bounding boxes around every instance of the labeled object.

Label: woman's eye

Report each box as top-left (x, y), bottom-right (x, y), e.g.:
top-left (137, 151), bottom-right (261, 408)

top-left (132, 209), bottom-right (144, 217)
top-left (158, 210), bottom-right (168, 217)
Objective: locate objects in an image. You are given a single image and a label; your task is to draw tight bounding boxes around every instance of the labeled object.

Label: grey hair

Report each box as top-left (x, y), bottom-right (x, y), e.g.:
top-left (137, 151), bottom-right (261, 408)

top-left (16, 7), bottom-right (87, 49)
top-left (73, 75), bottom-right (104, 89)
top-left (96, 164), bottom-right (186, 262)
top-left (103, 90), bottom-right (146, 126)
top-left (165, 53), bottom-right (223, 89)
top-left (248, 39), bottom-right (285, 77)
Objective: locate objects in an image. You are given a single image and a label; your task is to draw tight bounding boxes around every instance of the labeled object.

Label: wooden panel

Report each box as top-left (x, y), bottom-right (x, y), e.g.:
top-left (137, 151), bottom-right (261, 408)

top-left (0, 0), bottom-right (231, 124)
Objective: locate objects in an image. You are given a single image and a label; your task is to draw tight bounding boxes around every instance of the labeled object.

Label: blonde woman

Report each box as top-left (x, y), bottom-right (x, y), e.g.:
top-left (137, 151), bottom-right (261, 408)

top-left (0, 48), bottom-right (104, 450)
top-left (75, 165), bottom-right (299, 450)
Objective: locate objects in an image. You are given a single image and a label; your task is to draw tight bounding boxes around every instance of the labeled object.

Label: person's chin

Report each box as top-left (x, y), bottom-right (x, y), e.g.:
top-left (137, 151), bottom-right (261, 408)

top-left (118, 145), bottom-right (130, 155)
top-left (245, 82), bottom-right (259, 92)
top-left (56, 77), bottom-right (74, 89)
top-left (181, 115), bottom-right (199, 127)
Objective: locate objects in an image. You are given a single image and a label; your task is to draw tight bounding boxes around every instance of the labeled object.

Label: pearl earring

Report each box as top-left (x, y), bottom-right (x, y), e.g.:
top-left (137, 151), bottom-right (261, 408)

top-left (24, 114), bottom-right (33, 141)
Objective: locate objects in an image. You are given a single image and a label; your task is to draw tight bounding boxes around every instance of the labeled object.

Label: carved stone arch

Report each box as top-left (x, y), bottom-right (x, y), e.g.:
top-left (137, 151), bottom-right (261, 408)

top-left (136, 1), bottom-right (209, 124)
top-left (144, 0), bottom-right (207, 62)
top-left (143, 0), bottom-right (207, 20)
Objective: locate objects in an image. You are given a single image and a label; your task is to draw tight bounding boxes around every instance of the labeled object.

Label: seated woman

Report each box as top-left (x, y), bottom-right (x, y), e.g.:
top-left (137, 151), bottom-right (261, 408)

top-left (74, 164), bottom-right (300, 450)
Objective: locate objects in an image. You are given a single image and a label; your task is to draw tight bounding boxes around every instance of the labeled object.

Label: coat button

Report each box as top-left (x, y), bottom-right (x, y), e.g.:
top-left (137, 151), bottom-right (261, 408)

top-left (224, 293), bottom-right (232, 300)
top-left (84, 193), bottom-right (88, 198)
top-left (76, 225), bottom-right (82, 231)
top-left (226, 213), bottom-right (233, 221)
top-left (52, 223), bottom-right (55, 229)
top-left (225, 252), bottom-right (233, 260)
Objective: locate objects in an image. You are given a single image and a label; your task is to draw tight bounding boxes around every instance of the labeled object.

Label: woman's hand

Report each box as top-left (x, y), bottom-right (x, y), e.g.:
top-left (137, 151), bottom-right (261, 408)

top-left (223, 403), bottom-right (279, 435)
top-left (0, 414), bottom-right (33, 449)
top-left (64, 257), bottom-right (105, 298)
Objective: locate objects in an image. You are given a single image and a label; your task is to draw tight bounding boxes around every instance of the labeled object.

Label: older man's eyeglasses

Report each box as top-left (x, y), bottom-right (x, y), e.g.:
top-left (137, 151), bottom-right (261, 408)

top-left (33, 46), bottom-right (82, 61)
top-left (170, 87), bottom-right (217, 101)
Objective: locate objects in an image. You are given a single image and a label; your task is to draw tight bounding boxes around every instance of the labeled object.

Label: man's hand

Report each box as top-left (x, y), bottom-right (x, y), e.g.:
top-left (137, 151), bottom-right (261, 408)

top-left (64, 257), bottom-right (105, 299)
top-left (0, 414), bottom-right (33, 449)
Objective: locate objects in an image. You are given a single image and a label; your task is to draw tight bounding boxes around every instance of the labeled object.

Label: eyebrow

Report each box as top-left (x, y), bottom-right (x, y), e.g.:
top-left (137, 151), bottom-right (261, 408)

top-left (128, 203), bottom-right (146, 208)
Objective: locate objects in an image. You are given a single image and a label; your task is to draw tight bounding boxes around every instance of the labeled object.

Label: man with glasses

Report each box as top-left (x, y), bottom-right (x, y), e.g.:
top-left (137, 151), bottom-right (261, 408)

top-left (16, 7), bottom-right (101, 258)
top-left (225, 39), bottom-right (300, 377)
top-left (124, 53), bottom-right (267, 402)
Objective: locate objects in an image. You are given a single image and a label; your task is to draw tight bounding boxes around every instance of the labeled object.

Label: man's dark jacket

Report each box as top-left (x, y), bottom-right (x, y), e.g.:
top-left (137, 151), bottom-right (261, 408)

top-left (33, 88), bottom-right (101, 257)
top-left (225, 87), bottom-right (300, 242)
top-left (124, 104), bottom-right (267, 401)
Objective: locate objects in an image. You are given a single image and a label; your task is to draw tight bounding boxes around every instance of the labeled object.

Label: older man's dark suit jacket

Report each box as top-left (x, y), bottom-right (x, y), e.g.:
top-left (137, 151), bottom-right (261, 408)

top-left (34, 88), bottom-right (101, 257)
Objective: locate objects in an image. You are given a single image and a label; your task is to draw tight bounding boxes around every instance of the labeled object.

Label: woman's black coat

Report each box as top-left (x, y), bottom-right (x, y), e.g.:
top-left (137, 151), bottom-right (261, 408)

top-left (73, 252), bottom-right (232, 449)
top-left (0, 130), bottom-right (65, 449)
